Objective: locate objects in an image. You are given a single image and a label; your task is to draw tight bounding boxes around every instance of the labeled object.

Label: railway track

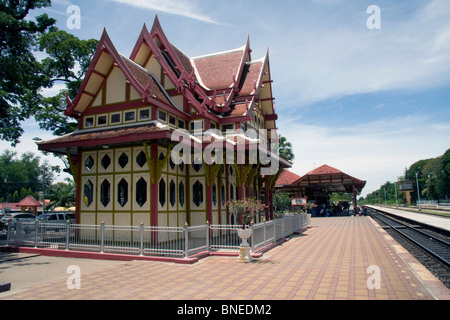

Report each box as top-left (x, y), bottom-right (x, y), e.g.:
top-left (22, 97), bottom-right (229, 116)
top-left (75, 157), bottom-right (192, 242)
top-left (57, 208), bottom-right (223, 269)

top-left (367, 207), bottom-right (450, 289)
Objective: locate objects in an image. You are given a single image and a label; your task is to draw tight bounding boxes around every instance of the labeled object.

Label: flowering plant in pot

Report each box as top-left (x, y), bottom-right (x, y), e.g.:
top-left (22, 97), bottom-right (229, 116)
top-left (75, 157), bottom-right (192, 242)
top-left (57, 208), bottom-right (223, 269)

top-left (226, 198), bottom-right (266, 230)
top-left (226, 198), bottom-right (267, 263)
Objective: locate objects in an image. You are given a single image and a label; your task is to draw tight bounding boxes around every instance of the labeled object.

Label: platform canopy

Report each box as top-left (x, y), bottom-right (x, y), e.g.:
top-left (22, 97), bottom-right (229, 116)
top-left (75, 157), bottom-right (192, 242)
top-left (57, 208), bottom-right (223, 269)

top-left (295, 164), bottom-right (366, 195)
top-left (275, 164), bottom-right (366, 207)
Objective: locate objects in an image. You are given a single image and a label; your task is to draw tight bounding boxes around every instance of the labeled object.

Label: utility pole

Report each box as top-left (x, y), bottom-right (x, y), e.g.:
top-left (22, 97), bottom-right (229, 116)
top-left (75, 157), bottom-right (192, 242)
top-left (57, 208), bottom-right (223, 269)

top-left (416, 172), bottom-right (421, 211)
top-left (395, 182), bottom-right (398, 208)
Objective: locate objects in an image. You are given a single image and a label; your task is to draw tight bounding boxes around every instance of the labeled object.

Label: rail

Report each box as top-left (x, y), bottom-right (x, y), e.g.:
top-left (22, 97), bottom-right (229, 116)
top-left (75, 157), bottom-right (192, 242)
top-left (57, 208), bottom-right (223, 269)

top-left (367, 208), bottom-right (450, 267)
top-left (4, 213), bottom-right (308, 259)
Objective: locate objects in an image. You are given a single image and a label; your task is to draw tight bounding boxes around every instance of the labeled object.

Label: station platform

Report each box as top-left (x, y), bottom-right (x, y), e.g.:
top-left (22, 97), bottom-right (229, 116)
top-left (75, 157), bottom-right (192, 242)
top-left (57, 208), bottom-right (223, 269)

top-left (1, 216), bottom-right (449, 301)
top-left (367, 205), bottom-right (450, 232)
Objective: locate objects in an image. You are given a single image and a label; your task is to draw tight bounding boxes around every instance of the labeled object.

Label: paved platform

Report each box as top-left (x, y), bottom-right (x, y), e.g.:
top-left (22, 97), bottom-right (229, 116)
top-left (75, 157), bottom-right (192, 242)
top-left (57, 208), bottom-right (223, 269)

top-left (1, 217), bottom-right (449, 300)
top-left (367, 205), bottom-right (450, 232)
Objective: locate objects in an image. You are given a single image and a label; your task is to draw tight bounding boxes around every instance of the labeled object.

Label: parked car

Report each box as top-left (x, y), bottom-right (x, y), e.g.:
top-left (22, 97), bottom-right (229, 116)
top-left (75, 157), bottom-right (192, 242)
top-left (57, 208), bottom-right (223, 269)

top-left (0, 213), bottom-right (36, 232)
top-left (35, 212), bottom-right (75, 224)
top-left (1, 212), bottom-right (36, 224)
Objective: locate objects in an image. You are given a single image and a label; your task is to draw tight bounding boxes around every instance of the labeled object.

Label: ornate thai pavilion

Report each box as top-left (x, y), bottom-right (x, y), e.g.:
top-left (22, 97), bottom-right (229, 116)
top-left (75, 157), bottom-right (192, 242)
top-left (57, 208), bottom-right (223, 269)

top-left (37, 16), bottom-right (291, 228)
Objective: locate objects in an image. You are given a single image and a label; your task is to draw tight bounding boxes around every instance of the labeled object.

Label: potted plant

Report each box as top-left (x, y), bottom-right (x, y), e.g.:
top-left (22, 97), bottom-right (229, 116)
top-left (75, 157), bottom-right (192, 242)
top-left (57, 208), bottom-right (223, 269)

top-left (226, 198), bottom-right (266, 262)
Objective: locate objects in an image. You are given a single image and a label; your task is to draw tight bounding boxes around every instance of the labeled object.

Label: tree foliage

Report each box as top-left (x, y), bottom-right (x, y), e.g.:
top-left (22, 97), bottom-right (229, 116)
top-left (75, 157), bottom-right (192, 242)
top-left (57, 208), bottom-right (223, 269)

top-left (278, 135), bottom-right (295, 161)
top-left (0, 150), bottom-right (59, 202)
top-left (0, 0), bottom-right (98, 145)
top-left (361, 148), bottom-right (450, 205)
top-left (0, 0), bottom-right (55, 144)
top-left (47, 180), bottom-right (75, 209)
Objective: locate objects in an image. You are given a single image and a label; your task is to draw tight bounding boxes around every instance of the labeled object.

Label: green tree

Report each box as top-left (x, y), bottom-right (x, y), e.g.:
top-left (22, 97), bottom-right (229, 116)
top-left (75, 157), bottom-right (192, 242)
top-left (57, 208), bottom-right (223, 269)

top-left (278, 136), bottom-right (295, 161)
top-left (273, 190), bottom-right (291, 212)
top-left (47, 180), bottom-right (75, 209)
top-left (0, 1), bottom-right (98, 145)
top-left (12, 190), bottom-right (19, 202)
top-left (34, 27), bottom-right (98, 136)
top-left (0, 0), bottom-right (56, 144)
top-left (0, 150), bottom-right (58, 200)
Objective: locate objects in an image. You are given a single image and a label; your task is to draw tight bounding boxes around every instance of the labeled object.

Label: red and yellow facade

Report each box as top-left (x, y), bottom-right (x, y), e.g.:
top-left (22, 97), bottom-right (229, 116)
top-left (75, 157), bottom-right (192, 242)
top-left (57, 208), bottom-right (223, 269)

top-left (37, 16), bottom-right (291, 228)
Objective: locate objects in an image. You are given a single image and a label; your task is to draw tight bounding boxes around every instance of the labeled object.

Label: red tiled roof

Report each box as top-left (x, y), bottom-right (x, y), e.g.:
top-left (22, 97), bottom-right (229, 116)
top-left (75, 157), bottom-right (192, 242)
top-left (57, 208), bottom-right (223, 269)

top-left (121, 55), bottom-right (173, 105)
top-left (276, 169), bottom-right (302, 187)
top-left (37, 123), bottom-right (168, 151)
top-left (17, 195), bottom-right (42, 208)
top-left (170, 43), bottom-right (195, 78)
top-left (305, 164), bottom-right (342, 176)
top-left (239, 61), bottom-right (264, 96)
top-left (192, 49), bottom-right (244, 90)
top-left (0, 203), bottom-right (21, 210)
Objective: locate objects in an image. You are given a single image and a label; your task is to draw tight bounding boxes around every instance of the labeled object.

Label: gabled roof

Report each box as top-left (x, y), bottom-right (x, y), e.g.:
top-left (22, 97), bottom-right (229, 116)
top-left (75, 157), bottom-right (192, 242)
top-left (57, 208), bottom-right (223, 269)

top-left (67, 28), bottom-right (181, 119)
top-left (305, 164), bottom-right (343, 176)
top-left (191, 45), bottom-right (246, 91)
top-left (275, 169), bottom-right (302, 187)
top-left (17, 195), bottom-right (42, 208)
top-left (126, 16), bottom-right (275, 120)
top-left (294, 164), bottom-right (366, 194)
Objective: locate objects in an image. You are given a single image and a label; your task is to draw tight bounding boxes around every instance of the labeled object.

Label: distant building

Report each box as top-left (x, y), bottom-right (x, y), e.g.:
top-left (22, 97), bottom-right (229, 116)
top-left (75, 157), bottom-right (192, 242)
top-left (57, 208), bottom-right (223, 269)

top-left (275, 165), bottom-right (366, 208)
top-left (0, 195), bottom-right (42, 215)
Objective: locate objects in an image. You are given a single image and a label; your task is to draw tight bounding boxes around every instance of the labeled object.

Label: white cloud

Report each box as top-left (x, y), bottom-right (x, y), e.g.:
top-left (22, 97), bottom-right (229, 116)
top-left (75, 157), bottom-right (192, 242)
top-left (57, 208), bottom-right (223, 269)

top-left (271, 0), bottom-right (450, 107)
top-left (0, 119), bottom-right (72, 183)
top-left (109, 0), bottom-right (225, 25)
top-left (278, 113), bottom-right (450, 197)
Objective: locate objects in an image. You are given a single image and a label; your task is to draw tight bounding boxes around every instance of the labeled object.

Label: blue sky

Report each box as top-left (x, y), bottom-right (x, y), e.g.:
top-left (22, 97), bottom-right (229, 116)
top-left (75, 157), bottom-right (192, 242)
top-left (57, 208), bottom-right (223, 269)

top-left (2, 0), bottom-right (450, 197)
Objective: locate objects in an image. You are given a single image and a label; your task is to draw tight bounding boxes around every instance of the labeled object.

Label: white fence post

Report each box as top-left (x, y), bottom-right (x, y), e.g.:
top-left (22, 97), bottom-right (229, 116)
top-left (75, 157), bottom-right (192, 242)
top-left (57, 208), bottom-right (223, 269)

top-left (184, 223), bottom-right (189, 258)
top-left (139, 222), bottom-right (144, 256)
top-left (65, 220), bottom-right (70, 250)
top-left (100, 221), bottom-right (105, 253)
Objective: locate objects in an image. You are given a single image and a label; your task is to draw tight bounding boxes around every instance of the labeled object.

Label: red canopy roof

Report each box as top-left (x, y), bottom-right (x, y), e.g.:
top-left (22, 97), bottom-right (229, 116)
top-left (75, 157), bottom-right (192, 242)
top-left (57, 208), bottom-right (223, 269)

top-left (276, 164), bottom-right (366, 195)
top-left (16, 195), bottom-right (42, 208)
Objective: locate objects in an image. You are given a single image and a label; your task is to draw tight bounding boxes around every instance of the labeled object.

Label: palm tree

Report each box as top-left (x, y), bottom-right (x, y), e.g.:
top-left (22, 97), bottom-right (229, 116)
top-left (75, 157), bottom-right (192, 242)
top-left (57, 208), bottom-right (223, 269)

top-left (279, 135), bottom-right (295, 161)
top-left (47, 180), bottom-right (76, 210)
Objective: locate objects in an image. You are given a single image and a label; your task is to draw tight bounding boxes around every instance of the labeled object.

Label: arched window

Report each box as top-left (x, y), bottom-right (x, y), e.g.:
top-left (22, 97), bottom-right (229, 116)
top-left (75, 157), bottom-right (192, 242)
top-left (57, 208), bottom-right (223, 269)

top-left (100, 179), bottom-right (110, 207)
top-left (221, 185), bottom-right (225, 205)
top-left (83, 180), bottom-right (93, 207)
top-left (212, 183), bottom-right (217, 205)
top-left (179, 181), bottom-right (185, 207)
top-left (118, 178), bottom-right (128, 207)
top-left (159, 178), bottom-right (166, 207)
top-left (169, 180), bottom-right (176, 207)
top-left (136, 177), bottom-right (147, 207)
top-left (193, 181), bottom-right (203, 207)
top-left (85, 156), bottom-right (94, 171)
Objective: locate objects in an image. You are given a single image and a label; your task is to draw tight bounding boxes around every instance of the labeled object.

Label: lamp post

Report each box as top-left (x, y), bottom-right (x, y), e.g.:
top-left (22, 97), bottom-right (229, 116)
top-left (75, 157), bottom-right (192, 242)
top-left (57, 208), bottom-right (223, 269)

top-left (416, 172), bottom-right (421, 211)
top-left (394, 182), bottom-right (398, 208)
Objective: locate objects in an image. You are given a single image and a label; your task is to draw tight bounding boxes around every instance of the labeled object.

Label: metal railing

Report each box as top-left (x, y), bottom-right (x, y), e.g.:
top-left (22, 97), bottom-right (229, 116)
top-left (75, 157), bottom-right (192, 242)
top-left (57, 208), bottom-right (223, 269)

top-left (5, 213), bottom-right (308, 259)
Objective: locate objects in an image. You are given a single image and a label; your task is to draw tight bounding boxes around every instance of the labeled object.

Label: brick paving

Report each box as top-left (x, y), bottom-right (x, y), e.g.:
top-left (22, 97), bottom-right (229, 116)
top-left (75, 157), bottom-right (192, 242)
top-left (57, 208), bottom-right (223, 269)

top-left (1, 216), bottom-right (449, 300)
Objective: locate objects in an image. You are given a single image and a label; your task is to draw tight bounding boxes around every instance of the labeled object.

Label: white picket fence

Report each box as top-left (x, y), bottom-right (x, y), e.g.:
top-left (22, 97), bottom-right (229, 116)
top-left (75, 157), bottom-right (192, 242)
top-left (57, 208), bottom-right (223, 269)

top-left (5, 213), bottom-right (308, 259)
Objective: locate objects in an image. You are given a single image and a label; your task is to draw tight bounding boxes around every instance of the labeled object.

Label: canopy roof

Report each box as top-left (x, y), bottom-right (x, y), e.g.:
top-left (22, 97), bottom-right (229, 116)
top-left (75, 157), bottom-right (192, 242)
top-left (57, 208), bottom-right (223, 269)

top-left (16, 195), bottom-right (42, 208)
top-left (276, 165), bottom-right (366, 196)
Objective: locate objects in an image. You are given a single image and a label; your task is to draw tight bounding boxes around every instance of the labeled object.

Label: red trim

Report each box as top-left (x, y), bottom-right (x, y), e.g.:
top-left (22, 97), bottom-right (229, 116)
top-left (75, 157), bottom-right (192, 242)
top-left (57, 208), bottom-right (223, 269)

top-left (206, 184), bottom-right (212, 225)
top-left (16, 247), bottom-right (199, 264)
top-left (38, 130), bottom-right (172, 151)
top-left (75, 151), bottom-right (81, 225)
top-left (150, 143), bottom-right (158, 228)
